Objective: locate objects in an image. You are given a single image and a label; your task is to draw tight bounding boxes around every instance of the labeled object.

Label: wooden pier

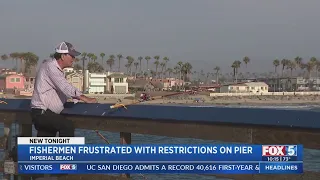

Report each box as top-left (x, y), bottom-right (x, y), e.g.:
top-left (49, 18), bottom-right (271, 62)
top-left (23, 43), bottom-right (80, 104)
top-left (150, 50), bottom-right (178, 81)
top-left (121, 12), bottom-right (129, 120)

top-left (0, 99), bottom-right (320, 179)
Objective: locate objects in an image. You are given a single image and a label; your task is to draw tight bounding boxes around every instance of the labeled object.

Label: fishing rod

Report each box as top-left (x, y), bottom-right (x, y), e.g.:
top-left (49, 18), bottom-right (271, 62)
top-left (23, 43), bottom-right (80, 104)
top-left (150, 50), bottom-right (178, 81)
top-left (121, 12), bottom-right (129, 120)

top-left (110, 91), bottom-right (187, 109)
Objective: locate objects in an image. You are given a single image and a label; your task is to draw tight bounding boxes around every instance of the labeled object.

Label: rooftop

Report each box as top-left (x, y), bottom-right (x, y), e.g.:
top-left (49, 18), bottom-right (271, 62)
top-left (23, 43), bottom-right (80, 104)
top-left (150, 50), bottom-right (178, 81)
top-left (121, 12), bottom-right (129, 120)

top-left (108, 73), bottom-right (127, 78)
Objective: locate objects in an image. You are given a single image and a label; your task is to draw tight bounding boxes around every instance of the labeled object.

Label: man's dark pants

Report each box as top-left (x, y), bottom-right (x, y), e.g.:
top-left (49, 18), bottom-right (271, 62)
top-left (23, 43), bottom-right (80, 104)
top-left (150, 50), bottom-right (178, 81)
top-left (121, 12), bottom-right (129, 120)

top-left (30, 109), bottom-right (75, 137)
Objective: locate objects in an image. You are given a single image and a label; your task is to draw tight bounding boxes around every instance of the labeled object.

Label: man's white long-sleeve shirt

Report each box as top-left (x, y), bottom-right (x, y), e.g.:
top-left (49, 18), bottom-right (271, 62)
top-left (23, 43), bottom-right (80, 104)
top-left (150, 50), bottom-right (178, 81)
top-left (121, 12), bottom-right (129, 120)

top-left (31, 59), bottom-right (82, 114)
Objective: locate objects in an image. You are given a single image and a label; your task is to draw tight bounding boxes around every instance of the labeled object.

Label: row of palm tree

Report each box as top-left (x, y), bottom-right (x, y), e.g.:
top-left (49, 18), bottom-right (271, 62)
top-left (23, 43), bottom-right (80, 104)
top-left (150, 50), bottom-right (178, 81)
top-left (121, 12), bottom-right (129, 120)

top-left (205, 56), bottom-right (250, 84)
top-left (272, 56), bottom-right (320, 79)
top-left (1, 52), bottom-right (39, 74)
top-left (72, 53), bottom-right (194, 81)
top-left (1, 52), bottom-right (193, 82)
top-left (3, 51), bottom-right (320, 86)
top-left (212, 56), bottom-right (320, 84)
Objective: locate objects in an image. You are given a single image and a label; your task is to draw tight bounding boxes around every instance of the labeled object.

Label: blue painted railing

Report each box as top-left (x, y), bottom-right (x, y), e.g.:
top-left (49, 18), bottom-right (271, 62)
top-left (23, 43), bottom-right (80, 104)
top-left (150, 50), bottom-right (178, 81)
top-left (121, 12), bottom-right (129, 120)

top-left (0, 99), bottom-right (319, 130)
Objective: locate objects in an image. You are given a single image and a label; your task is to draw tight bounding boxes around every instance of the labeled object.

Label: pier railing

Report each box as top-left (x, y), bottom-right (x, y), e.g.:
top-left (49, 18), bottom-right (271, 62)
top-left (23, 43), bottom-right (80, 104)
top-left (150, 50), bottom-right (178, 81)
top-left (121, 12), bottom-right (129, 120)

top-left (1, 99), bottom-right (320, 179)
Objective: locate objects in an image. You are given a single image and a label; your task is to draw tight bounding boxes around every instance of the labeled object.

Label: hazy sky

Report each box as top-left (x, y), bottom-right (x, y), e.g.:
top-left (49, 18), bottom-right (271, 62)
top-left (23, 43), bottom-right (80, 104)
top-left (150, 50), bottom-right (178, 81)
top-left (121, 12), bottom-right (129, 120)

top-left (1, 0), bottom-right (320, 73)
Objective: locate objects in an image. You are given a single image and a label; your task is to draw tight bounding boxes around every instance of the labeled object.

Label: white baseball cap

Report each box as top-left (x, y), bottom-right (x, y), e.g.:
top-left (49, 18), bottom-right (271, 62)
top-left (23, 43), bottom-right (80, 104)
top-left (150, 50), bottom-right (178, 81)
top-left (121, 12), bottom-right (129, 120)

top-left (55, 41), bottom-right (81, 57)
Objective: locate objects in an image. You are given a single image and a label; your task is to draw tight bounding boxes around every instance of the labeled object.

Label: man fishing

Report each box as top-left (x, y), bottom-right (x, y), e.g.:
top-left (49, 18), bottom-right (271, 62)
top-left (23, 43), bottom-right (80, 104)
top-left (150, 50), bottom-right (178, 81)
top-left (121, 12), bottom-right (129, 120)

top-left (30, 41), bottom-right (97, 137)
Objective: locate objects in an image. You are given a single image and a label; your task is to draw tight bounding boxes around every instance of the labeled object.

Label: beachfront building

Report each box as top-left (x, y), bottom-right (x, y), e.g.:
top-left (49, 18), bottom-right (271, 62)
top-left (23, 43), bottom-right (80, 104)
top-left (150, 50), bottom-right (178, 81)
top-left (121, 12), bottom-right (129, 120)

top-left (66, 71), bottom-right (83, 92)
top-left (84, 70), bottom-right (129, 94)
top-left (245, 82), bottom-right (268, 93)
top-left (261, 77), bottom-right (320, 92)
top-left (0, 73), bottom-right (25, 93)
top-left (219, 82), bottom-right (268, 93)
top-left (219, 83), bottom-right (248, 93)
top-left (107, 73), bottom-right (129, 94)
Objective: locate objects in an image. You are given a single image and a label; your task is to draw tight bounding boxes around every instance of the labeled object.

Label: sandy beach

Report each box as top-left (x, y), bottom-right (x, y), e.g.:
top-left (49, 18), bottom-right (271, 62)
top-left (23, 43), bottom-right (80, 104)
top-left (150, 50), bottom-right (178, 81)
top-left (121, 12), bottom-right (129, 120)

top-left (95, 92), bottom-right (320, 106)
top-left (4, 93), bottom-right (320, 106)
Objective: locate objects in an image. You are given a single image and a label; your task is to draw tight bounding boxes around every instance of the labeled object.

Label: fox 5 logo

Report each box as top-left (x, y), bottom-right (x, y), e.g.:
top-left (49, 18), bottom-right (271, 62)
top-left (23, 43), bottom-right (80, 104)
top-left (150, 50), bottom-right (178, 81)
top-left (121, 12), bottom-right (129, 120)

top-left (286, 145), bottom-right (297, 156)
top-left (60, 164), bottom-right (77, 170)
top-left (262, 145), bottom-right (297, 156)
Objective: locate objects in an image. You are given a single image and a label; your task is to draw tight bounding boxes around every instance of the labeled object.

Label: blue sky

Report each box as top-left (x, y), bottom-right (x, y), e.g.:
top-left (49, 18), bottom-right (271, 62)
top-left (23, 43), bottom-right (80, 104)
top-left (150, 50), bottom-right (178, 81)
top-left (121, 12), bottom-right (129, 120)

top-left (1, 0), bottom-right (320, 73)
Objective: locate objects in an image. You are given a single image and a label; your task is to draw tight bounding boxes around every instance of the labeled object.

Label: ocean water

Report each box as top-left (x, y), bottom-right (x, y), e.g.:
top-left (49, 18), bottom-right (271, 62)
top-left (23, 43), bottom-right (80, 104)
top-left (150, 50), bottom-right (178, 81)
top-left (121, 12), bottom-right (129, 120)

top-left (1, 105), bottom-right (320, 179)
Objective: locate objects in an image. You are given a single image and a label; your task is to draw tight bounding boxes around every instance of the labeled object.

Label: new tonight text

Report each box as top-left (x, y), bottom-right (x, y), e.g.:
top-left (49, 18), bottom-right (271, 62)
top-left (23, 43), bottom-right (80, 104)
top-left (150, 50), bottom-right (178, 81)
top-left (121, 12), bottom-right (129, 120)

top-left (29, 146), bottom-right (252, 155)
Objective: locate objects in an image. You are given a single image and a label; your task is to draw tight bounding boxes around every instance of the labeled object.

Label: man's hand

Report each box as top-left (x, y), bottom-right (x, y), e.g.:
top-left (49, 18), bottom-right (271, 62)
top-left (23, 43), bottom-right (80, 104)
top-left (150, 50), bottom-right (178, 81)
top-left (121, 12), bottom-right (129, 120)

top-left (79, 95), bottom-right (98, 103)
top-left (85, 97), bottom-right (98, 103)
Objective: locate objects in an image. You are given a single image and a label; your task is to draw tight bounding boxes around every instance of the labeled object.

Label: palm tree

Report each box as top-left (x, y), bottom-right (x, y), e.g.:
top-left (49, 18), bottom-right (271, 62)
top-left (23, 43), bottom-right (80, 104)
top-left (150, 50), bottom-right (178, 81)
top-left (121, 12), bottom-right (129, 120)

top-left (100, 53), bottom-right (105, 67)
top-left (163, 57), bottom-right (169, 77)
top-left (137, 56), bottom-right (143, 73)
top-left (273, 59), bottom-right (280, 74)
top-left (126, 56), bottom-right (134, 75)
top-left (17, 52), bottom-right (26, 73)
top-left (106, 57), bottom-right (115, 71)
top-left (91, 54), bottom-right (97, 63)
top-left (153, 56), bottom-right (160, 77)
top-left (23, 52), bottom-right (39, 74)
top-left (117, 54), bottom-right (123, 72)
top-left (310, 57), bottom-right (317, 77)
top-left (145, 56), bottom-right (151, 72)
top-left (182, 62), bottom-right (192, 82)
top-left (160, 62), bottom-right (165, 79)
top-left (177, 61), bottom-right (184, 89)
top-left (174, 66), bottom-right (180, 89)
top-left (243, 56), bottom-right (250, 76)
top-left (87, 53), bottom-right (93, 62)
top-left (231, 60), bottom-right (241, 82)
top-left (304, 62), bottom-right (314, 78)
top-left (281, 59), bottom-right (289, 77)
top-left (214, 66), bottom-right (220, 84)
top-left (286, 60), bottom-right (296, 77)
top-left (107, 55), bottom-right (115, 71)
top-left (166, 68), bottom-right (173, 78)
top-left (302, 62), bottom-right (314, 89)
top-left (10, 53), bottom-right (18, 70)
top-left (80, 53), bottom-right (87, 70)
top-left (154, 60), bottom-right (160, 78)
top-left (206, 72), bottom-right (212, 84)
top-left (134, 62), bottom-right (139, 78)
top-left (294, 56), bottom-right (303, 74)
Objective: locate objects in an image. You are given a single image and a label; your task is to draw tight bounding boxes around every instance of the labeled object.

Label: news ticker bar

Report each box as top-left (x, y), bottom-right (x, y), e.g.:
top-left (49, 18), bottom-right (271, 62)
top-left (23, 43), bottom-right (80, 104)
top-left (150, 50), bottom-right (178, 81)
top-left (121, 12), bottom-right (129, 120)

top-left (18, 162), bottom-right (303, 174)
top-left (18, 145), bottom-right (303, 162)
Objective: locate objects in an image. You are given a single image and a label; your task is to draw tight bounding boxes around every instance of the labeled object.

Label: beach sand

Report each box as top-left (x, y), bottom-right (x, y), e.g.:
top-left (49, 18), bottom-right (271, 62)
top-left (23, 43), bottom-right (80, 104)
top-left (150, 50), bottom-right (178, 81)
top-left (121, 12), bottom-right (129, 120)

top-left (4, 93), bottom-right (320, 106)
top-left (97, 94), bottom-right (320, 106)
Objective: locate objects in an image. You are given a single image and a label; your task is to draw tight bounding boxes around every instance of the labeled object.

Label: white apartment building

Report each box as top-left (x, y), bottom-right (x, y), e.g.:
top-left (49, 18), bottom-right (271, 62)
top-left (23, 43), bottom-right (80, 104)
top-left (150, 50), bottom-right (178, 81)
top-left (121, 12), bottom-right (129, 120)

top-left (84, 70), bottom-right (128, 94)
top-left (219, 82), bottom-right (269, 93)
top-left (108, 73), bottom-right (129, 94)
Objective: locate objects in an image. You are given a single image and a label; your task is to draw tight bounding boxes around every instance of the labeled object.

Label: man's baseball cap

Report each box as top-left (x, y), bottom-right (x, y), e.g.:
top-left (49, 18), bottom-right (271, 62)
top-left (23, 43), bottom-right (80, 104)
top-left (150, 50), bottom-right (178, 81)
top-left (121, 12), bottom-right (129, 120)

top-left (55, 41), bottom-right (81, 57)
